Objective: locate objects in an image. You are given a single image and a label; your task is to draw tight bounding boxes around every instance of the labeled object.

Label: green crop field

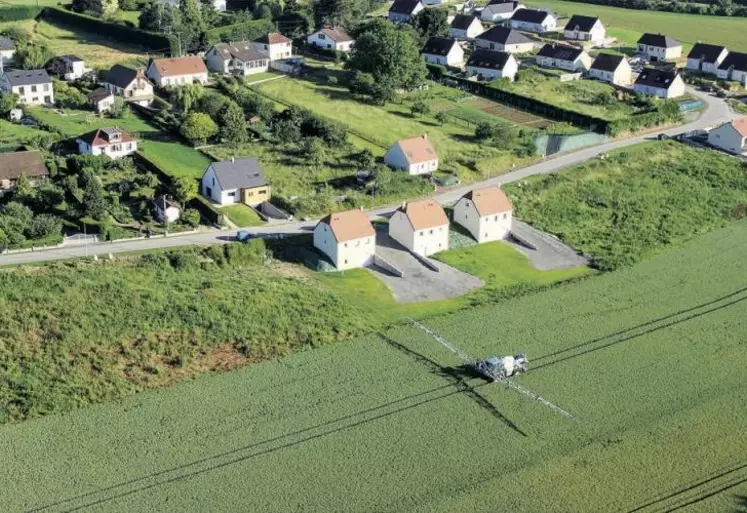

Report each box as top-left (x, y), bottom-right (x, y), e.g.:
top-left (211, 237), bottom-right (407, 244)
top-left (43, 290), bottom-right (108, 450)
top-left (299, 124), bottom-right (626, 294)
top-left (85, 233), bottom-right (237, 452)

top-left (1, 219), bottom-right (746, 512)
top-left (526, 0), bottom-right (747, 49)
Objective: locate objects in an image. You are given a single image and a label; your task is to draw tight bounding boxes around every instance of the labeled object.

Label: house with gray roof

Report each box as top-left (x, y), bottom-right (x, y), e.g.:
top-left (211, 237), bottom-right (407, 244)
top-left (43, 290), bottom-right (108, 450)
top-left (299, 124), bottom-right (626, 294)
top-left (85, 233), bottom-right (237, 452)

top-left (475, 25), bottom-right (535, 53)
top-left (0, 69), bottom-right (53, 105)
top-left (201, 157), bottom-right (270, 206)
top-left (636, 33), bottom-right (682, 62)
top-left (0, 36), bottom-right (15, 67)
top-left (205, 41), bottom-right (270, 76)
top-left (103, 64), bottom-right (153, 105)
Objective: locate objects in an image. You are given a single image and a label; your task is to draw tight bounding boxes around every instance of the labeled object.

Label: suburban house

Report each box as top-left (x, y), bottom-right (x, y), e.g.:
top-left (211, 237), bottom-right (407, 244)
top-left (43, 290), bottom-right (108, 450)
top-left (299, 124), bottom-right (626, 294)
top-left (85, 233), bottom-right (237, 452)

top-left (103, 65), bottom-right (154, 106)
top-left (563, 15), bottom-right (605, 45)
top-left (0, 36), bottom-right (16, 67)
top-left (384, 135), bottom-right (438, 175)
top-left (480, 1), bottom-right (525, 23)
top-left (509, 8), bottom-right (556, 33)
top-left (453, 186), bottom-right (512, 243)
top-left (205, 42), bottom-right (269, 76)
top-left (87, 87), bottom-right (115, 113)
top-left (466, 50), bottom-right (519, 80)
top-left (536, 43), bottom-right (591, 72)
top-left (588, 53), bottom-right (632, 86)
top-left (633, 67), bottom-right (685, 98)
top-left (313, 209), bottom-right (376, 270)
top-left (0, 150), bottom-right (49, 193)
top-left (387, 0), bottom-right (424, 23)
top-left (421, 37), bottom-right (464, 66)
top-left (253, 32), bottom-right (293, 60)
top-left (716, 52), bottom-right (747, 86)
top-left (45, 54), bottom-right (87, 81)
top-left (201, 157), bottom-right (270, 206)
top-left (707, 118), bottom-right (747, 156)
top-left (389, 199), bottom-right (449, 257)
top-left (153, 195), bottom-right (181, 224)
top-left (76, 127), bottom-right (138, 160)
top-left (146, 56), bottom-right (208, 87)
top-left (686, 43), bottom-right (729, 75)
top-left (636, 33), bottom-right (682, 62)
top-left (475, 26), bottom-right (534, 53)
top-left (307, 26), bottom-right (354, 52)
top-left (448, 15), bottom-right (484, 40)
top-left (0, 70), bottom-right (53, 105)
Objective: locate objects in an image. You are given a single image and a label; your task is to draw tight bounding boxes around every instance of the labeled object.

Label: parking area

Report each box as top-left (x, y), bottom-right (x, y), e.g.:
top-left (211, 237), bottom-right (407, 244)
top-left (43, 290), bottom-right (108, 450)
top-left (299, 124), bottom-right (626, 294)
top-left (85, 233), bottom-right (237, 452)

top-left (507, 220), bottom-right (589, 270)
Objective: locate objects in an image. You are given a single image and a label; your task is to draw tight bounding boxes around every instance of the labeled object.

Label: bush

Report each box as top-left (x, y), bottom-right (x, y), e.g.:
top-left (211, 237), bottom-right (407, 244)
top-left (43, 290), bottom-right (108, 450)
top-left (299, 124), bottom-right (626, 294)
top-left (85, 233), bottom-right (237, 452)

top-left (168, 250), bottom-right (200, 270)
top-left (0, 5), bottom-right (42, 22)
top-left (27, 214), bottom-right (63, 239)
top-left (181, 208), bottom-right (200, 227)
top-left (202, 19), bottom-right (275, 45)
top-left (225, 239), bottom-right (266, 267)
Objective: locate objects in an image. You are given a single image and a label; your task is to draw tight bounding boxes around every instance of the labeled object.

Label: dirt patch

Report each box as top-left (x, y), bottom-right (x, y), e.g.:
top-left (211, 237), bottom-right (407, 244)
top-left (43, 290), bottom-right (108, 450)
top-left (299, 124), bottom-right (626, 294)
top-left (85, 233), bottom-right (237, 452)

top-left (203, 344), bottom-right (250, 372)
top-left (270, 261), bottom-right (312, 281)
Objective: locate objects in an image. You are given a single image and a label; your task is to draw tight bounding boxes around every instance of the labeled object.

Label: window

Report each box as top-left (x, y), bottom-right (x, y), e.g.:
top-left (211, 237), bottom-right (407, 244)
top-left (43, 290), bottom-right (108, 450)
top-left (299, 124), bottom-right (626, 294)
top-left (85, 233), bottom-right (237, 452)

top-left (429, 229), bottom-right (433, 235)
top-left (319, 34), bottom-right (326, 40)
top-left (212, 177), bottom-right (215, 186)
top-left (43, 84), bottom-right (49, 92)
top-left (419, 231), bottom-right (424, 236)
top-left (247, 191), bottom-right (254, 197)
top-left (356, 240), bottom-right (360, 247)
top-left (127, 143), bottom-right (132, 150)
top-left (344, 243), bottom-right (348, 248)
top-left (227, 191), bottom-right (236, 197)
top-left (344, 259), bottom-right (348, 264)
top-left (503, 213), bottom-right (507, 220)
top-left (31, 85), bottom-right (37, 93)
top-left (494, 215), bottom-right (498, 221)
top-left (18, 87), bottom-right (24, 94)
top-left (365, 238), bottom-right (370, 245)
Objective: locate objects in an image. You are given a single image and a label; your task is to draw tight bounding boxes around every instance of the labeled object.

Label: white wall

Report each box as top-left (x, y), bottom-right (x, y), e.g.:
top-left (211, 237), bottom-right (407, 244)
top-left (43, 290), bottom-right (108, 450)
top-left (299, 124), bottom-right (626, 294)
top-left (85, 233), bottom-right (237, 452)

top-left (637, 44), bottom-right (682, 62)
top-left (510, 16), bottom-right (555, 33)
top-left (156, 205), bottom-right (181, 223)
top-left (384, 143), bottom-right (439, 175)
top-left (253, 41), bottom-right (292, 60)
top-left (388, 2), bottom-right (422, 23)
top-left (205, 48), bottom-right (230, 73)
top-left (633, 75), bottom-right (685, 98)
top-left (235, 58), bottom-right (269, 76)
top-left (93, 95), bottom-right (115, 113)
top-left (708, 123), bottom-right (746, 154)
top-left (156, 72), bottom-right (209, 87)
top-left (77, 139), bottom-right (138, 160)
top-left (2, 79), bottom-right (53, 105)
top-left (308, 32), bottom-right (354, 52)
top-left (564, 21), bottom-right (605, 44)
top-left (453, 199), bottom-right (512, 243)
top-left (313, 223), bottom-right (375, 270)
top-left (537, 52), bottom-right (590, 72)
top-left (423, 45), bottom-right (464, 66)
top-left (449, 21), bottom-right (483, 40)
top-left (0, 49), bottom-right (14, 66)
top-left (467, 55), bottom-right (518, 80)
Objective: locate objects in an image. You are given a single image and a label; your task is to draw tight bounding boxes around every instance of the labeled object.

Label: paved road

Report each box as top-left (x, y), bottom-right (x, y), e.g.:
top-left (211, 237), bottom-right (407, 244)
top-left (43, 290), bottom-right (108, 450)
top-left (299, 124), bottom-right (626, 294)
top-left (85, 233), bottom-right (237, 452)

top-left (0, 89), bottom-right (735, 266)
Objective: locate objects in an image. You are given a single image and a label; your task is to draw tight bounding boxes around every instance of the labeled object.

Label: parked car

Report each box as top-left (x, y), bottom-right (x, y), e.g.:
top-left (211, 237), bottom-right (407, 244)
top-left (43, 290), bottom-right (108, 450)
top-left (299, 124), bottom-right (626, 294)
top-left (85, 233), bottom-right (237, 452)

top-left (236, 230), bottom-right (255, 242)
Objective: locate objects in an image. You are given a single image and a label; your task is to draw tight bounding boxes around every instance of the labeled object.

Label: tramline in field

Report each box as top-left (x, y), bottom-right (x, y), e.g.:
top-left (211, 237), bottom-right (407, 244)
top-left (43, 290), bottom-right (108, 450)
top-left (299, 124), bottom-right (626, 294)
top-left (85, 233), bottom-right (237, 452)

top-left (409, 319), bottom-right (576, 420)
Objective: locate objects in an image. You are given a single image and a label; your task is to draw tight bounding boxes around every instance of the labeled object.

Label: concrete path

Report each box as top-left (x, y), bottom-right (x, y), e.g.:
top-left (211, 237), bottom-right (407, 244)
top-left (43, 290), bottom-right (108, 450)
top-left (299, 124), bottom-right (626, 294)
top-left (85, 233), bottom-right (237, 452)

top-left (508, 220), bottom-right (590, 271)
top-left (0, 88), bottom-right (735, 267)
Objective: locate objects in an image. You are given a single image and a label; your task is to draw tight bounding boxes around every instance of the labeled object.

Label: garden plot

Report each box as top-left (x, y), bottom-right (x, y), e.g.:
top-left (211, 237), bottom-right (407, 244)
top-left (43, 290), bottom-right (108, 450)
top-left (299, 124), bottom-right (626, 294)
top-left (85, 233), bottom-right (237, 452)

top-left (464, 98), bottom-right (551, 129)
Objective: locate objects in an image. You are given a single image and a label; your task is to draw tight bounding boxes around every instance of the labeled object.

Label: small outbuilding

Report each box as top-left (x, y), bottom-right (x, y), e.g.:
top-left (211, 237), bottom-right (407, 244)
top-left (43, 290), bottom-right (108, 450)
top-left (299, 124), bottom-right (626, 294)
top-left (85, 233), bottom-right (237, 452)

top-left (153, 195), bottom-right (182, 223)
top-left (384, 134), bottom-right (438, 175)
top-left (453, 186), bottom-right (512, 243)
top-left (389, 199), bottom-right (449, 257)
top-left (313, 209), bottom-right (376, 270)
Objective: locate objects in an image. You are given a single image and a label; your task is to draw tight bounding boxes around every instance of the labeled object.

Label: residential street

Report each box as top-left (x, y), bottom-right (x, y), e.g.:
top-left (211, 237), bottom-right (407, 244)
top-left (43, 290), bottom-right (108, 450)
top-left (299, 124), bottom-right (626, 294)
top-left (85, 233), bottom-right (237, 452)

top-left (0, 88), bottom-right (735, 267)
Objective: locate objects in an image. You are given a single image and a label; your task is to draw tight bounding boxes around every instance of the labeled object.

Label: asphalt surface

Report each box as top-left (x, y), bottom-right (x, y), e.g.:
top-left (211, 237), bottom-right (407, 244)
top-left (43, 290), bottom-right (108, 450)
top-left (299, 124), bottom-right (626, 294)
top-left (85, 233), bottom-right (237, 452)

top-left (0, 88), bottom-right (735, 267)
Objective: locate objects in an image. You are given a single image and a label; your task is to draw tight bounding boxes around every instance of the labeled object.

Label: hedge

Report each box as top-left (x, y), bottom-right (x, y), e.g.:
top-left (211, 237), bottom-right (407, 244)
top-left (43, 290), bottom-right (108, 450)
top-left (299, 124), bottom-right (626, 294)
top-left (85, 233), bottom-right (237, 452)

top-left (189, 195), bottom-right (225, 227)
top-left (0, 5), bottom-right (43, 22)
top-left (202, 19), bottom-right (275, 46)
top-left (41, 6), bottom-right (177, 55)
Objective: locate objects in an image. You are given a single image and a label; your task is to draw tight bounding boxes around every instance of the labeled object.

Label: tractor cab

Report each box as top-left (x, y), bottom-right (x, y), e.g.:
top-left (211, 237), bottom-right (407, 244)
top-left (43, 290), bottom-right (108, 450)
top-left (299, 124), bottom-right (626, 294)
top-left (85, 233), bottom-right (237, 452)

top-left (475, 354), bottom-right (528, 381)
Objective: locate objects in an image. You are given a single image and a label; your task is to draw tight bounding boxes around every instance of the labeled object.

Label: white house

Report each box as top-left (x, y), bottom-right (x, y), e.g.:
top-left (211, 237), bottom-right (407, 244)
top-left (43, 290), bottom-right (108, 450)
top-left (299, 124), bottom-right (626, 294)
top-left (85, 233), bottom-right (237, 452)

top-left (449, 15), bottom-right (483, 40)
top-left (633, 67), bottom-right (685, 99)
top-left (103, 65), bottom-right (154, 106)
top-left (563, 15), bottom-right (605, 45)
top-left (509, 8), bottom-right (556, 33)
top-left (389, 199), bottom-right (449, 257)
top-left (0, 36), bottom-right (15, 67)
top-left (253, 32), bottom-right (293, 61)
top-left (536, 43), bottom-right (591, 72)
top-left (475, 26), bottom-right (534, 53)
top-left (707, 118), bottom-right (747, 156)
top-left (76, 127), bottom-right (137, 160)
top-left (307, 26), bottom-right (354, 52)
top-left (201, 157), bottom-right (271, 207)
top-left (636, 33), bottom-right (682, 62)
top-left (453, 186), bottom-right (512, 243)
top-left (146, 56), bottom-right (208, 87)
top-left (45, 54), bottom-right (87, 81)
top-left (588, 53), bottom-right (632, 86)
top-left (153, 195), bottom-right (181, 224)
top-left (686, 43), bottom-right (729, 75)
top-left (384, 134), bottom-right (438, 175)
top-left (313, 209), bottom-right (376, 270)
top-left (716, 52), bottom-right (747, 86)
top-left (421, 37), bottom-right (464, 66)
top-left (87, 87), bottom-right (116, 113)
top-left (205, 42), bottom-right (269, 76)
top-left (480, 1), bottom-right (525, 23)
top-left (0, 70), bottom-right (53, 105)
top-left (466, 50), bottom-right (518, 80)
top-left (388, 0), bottom-right (424, 23)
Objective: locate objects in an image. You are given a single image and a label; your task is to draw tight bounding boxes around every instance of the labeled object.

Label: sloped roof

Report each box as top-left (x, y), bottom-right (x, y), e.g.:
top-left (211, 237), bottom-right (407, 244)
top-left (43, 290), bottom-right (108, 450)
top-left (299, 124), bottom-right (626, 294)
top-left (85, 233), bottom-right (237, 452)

top-left (466, 49), bottom-right (512, 70)
top-left (318, 209), bottom-right (375, 242)
top-left (564, 14), bottom-right (599, 32)
top-left (399, 199), bottom-right (449, 230)
top-left (154, 195), bottom-right (180, 210)
top-left (394, 135), bottom-right (437, 164)
top-left (389, 0), bottom-right (421, 14)
top-left (485, 1), bottom-right (520, 13)
top-left (451, 14), bottom-right (479, 30)
top-left (476, 25), bottom-right (532, 45)
top-left (461, 186), bottom-right (512, 216)
top-left (149, 56), bottom-right (207, 78)
top-left (105, 64), bottom-right (149, 89)
top-left (726, 117), bottom-right (747, 137)
top-left (3, 69), bottom-right (50, 86)
top-left (213, 42), bottom-right (268, 63)
top-left (422, 37), bottom-right (459, 56)
top-left (634, 67), bottom-right (679, 89)
top-left (718, 51), bottom-right (747, 72)
top-left (511, 8), bottom-right (552, 23)
top-left (207, 158), bottom-right (268, 190)
top-left (254, 32), bottom-right (292, 45)
top-left (637, 33), bottom-right (680, 48)
top-left (319, 26), bottom-right (353, 42)
top-left (537, 43), bottom-right (583, 61)
top-left (0, 36), bottom-right (15, 51)
top-left (590, 53), bottom-right (625, 72)
top-left (87, 87), bottom-right (114, 102)
top-left (0, 150), bottom-right (48, 181)
top-left (687, 43), bottom-right (727, 63)
top-left (77, 127), bottom-right (136, 147)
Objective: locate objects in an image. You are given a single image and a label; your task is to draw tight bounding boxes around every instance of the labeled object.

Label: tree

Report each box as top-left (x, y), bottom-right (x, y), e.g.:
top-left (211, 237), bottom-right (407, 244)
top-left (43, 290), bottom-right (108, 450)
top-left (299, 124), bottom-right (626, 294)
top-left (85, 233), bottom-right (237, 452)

top-left (181, 208), bottom-right (201, 227)
top-left (181, 112), bottom-right (217, 145)
top-left (196, 90), bottom-right (228, 120)
top-left (349, 71), bottom-right (394, 104)
top-left (302, 137), bottom-right (326, 167)
top-left (219, 100), bottom-right (248, 145)
top-left (177, 0), bottom-right (206, 52)
top-left (475, 121), bottom-right (494, 140)
top-left (54, 81), bottom-right (88, 109)
top-left (346, 19), bottom-right (427, 102)
top-left (14, 174), bottom-right (35, 204)
top-left (27, 214), bottom-right (62, 239)
top-left (72, 0), bottom-right (118, 17)
top-left (435, 111), bottom-right (447, 126)
top-left (81, 173), bottom-right (108, 220)
top-left (172, 176), bottom-right (198, 203)
top-left (0, 93), bottom-right (18, 116)
top-left (15, 43), bottom-right (53, 70)
top-left (410, 99), bottom-right (430, 117)
top-left (312, 0), bottom-right (367, 30)
top-left (411, 9), bottom-right (448, 43)
top-left (139, 2), bottom-right (181, 33)
top-left (253, 3), bottom-right (273, 19)
top-left (171, 84), bottom-right (204, 113)
top-left (353, 148), bottom-right (374, 170)
top-left (108, 96), bottom-right (126, 118)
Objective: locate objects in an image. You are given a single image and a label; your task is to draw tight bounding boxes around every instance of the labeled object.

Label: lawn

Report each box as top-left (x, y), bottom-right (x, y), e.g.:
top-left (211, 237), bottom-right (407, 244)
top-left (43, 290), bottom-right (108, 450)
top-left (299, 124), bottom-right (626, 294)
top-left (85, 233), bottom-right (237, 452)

top-left (0, 119), bottom-right (53, 146)
top-left (526, 0), bottom-right (746, 49)
top-left (505, 140), bottom-right (747, 270)
top-left (221, 203), bottom-right (264, 227)
top-left (1, 219), bottom-right (746, 512)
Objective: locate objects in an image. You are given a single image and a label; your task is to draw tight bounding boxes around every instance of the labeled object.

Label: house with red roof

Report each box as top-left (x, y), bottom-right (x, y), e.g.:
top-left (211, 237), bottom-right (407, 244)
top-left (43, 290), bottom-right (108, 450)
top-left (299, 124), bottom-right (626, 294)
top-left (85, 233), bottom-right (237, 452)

top-left (707, 118), bottom-right (747, 156)
top-left (76, 127), bottom-right (137, 160)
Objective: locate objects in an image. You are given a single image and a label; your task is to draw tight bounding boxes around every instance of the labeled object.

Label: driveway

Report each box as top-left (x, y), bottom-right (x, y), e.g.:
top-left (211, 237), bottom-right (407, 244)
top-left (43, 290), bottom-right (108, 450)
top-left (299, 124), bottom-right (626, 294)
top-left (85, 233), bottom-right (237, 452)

top-left (369, 229), bottom-right (483, 303)
top-left (507, 220), bottom-right (589, 270)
